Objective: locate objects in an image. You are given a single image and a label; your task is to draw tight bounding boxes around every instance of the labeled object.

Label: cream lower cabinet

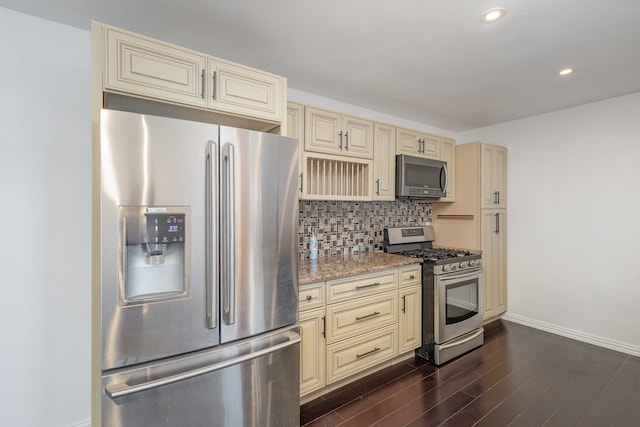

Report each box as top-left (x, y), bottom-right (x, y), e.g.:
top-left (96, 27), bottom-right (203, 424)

top-left (299, 282), bottom-right (326, 396)
top-left (299, 264), bottom-right (422, 399)
top-left (398, 264), bottom-right (422, 354)
top-left (481, 210), bottom-right (507, 320)
top-left (299, 307), bottom-right (326, 396)
top-left (99, 23), bottom-right (284, 123)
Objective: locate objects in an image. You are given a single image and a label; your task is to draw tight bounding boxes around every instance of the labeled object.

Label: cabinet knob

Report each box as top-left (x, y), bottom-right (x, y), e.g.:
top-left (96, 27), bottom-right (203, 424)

top-left (306, 295), bottom-right (312, 301)
top-left (409, 275), bottom-right (415, 279)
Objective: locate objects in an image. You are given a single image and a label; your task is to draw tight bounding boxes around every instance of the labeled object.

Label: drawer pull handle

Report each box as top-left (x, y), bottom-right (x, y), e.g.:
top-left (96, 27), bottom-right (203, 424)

top-left (356, 311), bottom-right (381, 321)
top-left (355, 282), bottom-right (381, 290)
top-left (356, 347), bottom-right (381, 359)
top-left (305, 295), bottom-right (313, 301)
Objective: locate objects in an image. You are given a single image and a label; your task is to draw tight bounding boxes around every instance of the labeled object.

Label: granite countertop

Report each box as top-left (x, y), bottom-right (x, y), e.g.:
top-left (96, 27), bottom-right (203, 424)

top-left (299, 252), bottom-right (422, 286)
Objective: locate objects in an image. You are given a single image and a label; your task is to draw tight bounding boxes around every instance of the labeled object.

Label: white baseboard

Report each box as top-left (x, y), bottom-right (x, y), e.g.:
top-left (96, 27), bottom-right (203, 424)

top-left (501, 312), bottom-right (640, 357)
top-left (69, 420), bottom-right (90, 427)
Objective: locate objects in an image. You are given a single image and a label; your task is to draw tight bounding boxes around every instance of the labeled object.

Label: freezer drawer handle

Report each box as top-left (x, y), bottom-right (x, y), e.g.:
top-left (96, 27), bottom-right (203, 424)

top-left (355, 282), bottom-right (381, 290)
top-left (105, 334), bottom-right (301, 399)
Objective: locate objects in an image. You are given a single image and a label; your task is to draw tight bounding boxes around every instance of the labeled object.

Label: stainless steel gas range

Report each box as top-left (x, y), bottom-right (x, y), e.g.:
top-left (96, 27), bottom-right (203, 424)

top-left (384, 226), bottom-right (484, 365)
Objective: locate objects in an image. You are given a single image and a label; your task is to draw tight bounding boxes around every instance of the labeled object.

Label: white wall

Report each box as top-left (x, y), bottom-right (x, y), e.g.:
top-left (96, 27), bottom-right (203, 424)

top-left (0, 8), bottom-right (91, 427)
top-left (458, 92), bottom-right (640, 353)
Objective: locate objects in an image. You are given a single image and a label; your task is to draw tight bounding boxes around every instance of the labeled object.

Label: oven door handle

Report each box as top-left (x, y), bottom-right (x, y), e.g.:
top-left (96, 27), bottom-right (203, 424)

top-left (437, 268), bottom-right (482, 283)
top-left (438, 328), bottom-right (484, 351)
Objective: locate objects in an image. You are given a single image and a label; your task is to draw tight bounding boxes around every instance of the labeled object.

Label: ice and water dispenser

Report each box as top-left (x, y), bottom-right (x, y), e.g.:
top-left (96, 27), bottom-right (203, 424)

top-left (119, 206), bottom-right (190, 302)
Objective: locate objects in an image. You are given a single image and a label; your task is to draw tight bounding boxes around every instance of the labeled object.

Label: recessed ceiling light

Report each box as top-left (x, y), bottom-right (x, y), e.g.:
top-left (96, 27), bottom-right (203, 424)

top-left (556, 67), bottom-right (576, 76)
top-left (481, 7), bottom-right (506, 23)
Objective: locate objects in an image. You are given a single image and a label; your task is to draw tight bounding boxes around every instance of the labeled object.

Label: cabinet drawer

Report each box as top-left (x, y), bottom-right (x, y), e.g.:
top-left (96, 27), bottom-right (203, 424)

top-left (325, 291), bottom-right (397, 344)
top-left (399, 265), bottom-right (421, 288)
top-left (299, 282), bottom-right (325, 311)
top-left (327, 269), bottom-right (398, 303)
top-left (326, 324), bottom-right (398, 384)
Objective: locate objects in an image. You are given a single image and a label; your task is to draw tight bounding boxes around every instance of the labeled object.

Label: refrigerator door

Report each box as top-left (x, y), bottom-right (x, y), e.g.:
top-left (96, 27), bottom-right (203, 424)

top-left (100, 110), bottom-right (220, 370)
top-left (101, 325), bottom-right (301, 427)
top-left (219, 127), bottom-right (299, 343)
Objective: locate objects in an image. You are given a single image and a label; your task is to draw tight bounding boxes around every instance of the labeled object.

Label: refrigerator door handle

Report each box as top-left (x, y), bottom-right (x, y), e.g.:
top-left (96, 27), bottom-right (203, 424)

top-left (206, 141), bottom-right (218, 329)
top-left (222, 143), bottom-right (236, 325)
top-left (105, 333), bottom-right (301, 399)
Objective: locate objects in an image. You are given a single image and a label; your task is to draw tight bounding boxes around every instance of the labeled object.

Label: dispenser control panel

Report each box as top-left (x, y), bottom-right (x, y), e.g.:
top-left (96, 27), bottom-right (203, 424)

top-left (145, 213), bottom-right (186, 243)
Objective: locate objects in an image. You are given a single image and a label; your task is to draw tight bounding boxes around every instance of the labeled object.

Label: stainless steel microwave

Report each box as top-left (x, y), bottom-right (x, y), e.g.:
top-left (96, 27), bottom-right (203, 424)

top-left (396, 154), bottom-right (448, 199)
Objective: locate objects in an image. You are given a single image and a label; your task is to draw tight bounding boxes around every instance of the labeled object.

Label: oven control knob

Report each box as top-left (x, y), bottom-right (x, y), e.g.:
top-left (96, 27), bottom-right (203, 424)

top-left (449, 264), bottom-right (457, 271)
top-left (459, 261), bottom-right (469, 269)
top-left (443, 264), bottom-right (451, 272)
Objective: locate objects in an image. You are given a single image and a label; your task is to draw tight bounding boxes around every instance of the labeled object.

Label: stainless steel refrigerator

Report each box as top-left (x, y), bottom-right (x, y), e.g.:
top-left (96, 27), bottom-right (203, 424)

top-left (95, 109), bottom-right (300, 426)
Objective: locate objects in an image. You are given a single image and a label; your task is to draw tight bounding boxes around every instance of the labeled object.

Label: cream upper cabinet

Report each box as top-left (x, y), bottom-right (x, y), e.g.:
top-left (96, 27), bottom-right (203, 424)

top-left (372, 123), bottom-right (396, 200)
top-left (207, 57), bottom-right (284, 122)
top-left (481, 144), bottom-right (507, 209)
top-left (439, 138), bottom-right (456, 202)
top-left (105, 26), bottom-right (208, 108)
top-left (305, 106), bottom-right (373, 159)
top-left (99, 23), bottom-right (285, 124)
top-left (287, 102), bottom-right (305, 197)
top-left (396, 127), bottom-right (439, 159)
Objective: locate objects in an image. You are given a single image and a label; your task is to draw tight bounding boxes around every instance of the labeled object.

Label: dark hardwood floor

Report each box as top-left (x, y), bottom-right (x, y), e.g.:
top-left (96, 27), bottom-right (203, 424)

top-left (300, 320), bottom-right (640, 426)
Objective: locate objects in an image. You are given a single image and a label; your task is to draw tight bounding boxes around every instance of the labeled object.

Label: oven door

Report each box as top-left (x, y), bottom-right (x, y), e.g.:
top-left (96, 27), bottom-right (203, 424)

top-left (434, 267), bottom-right (483, 344)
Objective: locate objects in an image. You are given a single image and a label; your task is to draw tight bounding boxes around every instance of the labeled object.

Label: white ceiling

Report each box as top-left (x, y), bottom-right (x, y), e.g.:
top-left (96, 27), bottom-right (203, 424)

top-left (3, 0), bottom-right (640, 131)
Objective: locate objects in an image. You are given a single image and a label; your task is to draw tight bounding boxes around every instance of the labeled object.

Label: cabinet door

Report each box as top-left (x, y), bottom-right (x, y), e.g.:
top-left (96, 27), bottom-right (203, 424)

top-left (398, 285), bottom-right (422, 354)
top-left (343, 115), bottom-right (374, 158)
top-left (420, 133), bottom-right (440, 159)
top-left (481, 144), bottom-right (507, 209)
top-left (439, 138), bottom-right (456, 202)
top-left (494, 146), bottom-right (507, 209)
top-left (373, 123), bottom-right (396, 200)
top-left (481, 210), bottom-right (495, 319)
top-left (299, 307), bottom-right (326, 396)
top-left (208, 58), bottom-right (283, 122)
top-left (287, 102), bottom-right (306, 198)
top-left (480, 144), bottom-right (496, 209)
top-left (481, 209), bottom-right (507, 320)
top-left (304, 106), bottom-right (341, 155)
top-left (396, 127), bottom-right (421, 156)
top-left (105, 26), bottom-right (207, 108)
top-left (494, 210), bottom-right (507, 315)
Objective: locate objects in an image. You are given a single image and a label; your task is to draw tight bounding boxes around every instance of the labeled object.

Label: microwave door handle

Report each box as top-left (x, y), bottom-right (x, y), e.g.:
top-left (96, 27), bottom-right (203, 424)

top-left (440, 164), bottom-right (448, 194)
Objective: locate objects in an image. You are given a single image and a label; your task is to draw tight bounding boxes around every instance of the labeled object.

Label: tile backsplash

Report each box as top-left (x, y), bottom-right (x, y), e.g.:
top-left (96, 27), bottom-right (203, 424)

top-left (298, 200), bottom-right (432, 258)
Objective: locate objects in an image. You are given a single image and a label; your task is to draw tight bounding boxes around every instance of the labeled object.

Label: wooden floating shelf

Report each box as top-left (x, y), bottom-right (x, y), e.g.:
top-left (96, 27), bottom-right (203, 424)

top-left (436, 214), bottom-right (474, 220)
